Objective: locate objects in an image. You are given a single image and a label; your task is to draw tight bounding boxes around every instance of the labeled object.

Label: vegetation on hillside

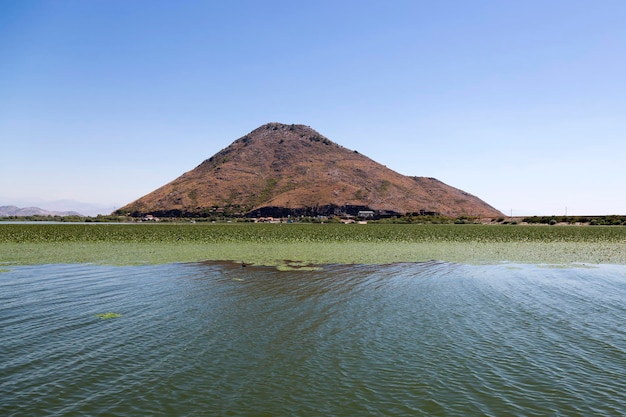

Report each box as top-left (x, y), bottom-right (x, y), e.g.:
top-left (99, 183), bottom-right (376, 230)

top-left (114, 123), bottom-right (503, 218)
top-left (2, 213), bottom-right (625, 225)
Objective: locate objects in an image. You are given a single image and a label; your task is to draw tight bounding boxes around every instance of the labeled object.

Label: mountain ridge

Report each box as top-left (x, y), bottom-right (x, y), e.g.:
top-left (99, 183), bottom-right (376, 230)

top-left (0, 205), bottom-right (84, 217)
top-left (116, 123), bottom-right (502, 218)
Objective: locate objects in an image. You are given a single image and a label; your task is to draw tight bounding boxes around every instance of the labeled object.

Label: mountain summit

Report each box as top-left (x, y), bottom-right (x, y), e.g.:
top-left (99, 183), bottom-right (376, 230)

top-left (116, 123), bottom-right (502, 218)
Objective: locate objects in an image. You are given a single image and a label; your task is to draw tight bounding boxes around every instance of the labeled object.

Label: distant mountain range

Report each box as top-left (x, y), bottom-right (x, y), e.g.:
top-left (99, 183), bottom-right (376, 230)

top-left (116, 123), bottom-right (502, 218)
top-left (0, 198), bottom-right (117, 217)
top-left (0, 205), bottom-right (84, 217)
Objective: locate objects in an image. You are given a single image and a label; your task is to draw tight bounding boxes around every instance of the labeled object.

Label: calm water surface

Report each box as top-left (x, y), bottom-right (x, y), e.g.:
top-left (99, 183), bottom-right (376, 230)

top-left (1, 261), bottom-right (625, 416)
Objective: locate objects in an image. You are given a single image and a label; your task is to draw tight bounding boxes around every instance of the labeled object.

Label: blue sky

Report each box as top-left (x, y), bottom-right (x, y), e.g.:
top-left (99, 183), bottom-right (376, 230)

top-left (1, 1), bottom-right (625, 216)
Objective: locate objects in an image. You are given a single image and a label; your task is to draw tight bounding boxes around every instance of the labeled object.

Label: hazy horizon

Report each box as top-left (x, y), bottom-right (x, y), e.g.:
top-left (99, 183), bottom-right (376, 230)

top-left (2, 193), bottom-right (624, 218)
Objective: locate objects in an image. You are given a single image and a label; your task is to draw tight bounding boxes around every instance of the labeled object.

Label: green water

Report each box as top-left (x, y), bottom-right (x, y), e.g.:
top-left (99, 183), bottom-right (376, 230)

top-left (2, 223), bottom-right (626, 266)
top-left (2, 262), bottom-right (625, 416)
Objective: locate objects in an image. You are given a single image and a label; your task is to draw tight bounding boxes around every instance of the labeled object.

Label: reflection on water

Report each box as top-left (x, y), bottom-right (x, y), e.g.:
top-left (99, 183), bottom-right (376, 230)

top-left (1, 262), bottom-right (626, 416)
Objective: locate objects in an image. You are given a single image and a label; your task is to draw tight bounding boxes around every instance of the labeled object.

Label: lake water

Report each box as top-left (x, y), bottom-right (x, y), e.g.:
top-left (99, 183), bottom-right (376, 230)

top-left (2, 261), bottom-right (625, 416)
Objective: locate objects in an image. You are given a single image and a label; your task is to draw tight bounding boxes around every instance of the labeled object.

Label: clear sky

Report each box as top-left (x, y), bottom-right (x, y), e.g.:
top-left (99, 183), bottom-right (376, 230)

top-left (1, 1), bottom-right (625, 216)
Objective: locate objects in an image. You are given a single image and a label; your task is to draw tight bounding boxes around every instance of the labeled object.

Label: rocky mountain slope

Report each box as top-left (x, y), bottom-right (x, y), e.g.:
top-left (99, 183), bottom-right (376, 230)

top-left (116, 123), bottom-right (502, 218)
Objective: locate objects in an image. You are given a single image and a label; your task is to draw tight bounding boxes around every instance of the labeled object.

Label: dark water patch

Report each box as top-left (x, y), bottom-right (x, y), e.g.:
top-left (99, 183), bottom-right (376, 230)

top-left (1, 262), bottom-right (625, 416)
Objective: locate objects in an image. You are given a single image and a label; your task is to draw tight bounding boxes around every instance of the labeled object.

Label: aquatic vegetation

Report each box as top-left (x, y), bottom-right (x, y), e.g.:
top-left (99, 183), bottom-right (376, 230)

top-left (275, 260), bottom-right (324, 271)
top-left (2, 223), bottom-right (624, 244)
top-left (96, 312), bottom-right (122, 319)
top-left (1, 223), bottom-right (625, 266)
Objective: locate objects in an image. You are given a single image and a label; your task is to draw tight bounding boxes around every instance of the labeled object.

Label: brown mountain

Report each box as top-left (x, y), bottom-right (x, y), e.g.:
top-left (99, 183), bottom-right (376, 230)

top-left (115, 123), bottom-right (502, 218)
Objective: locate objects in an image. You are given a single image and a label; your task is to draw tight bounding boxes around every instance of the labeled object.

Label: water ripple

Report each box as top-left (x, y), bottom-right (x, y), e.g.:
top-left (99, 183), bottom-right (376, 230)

top-left (1, 262), bottom-right (625, 416)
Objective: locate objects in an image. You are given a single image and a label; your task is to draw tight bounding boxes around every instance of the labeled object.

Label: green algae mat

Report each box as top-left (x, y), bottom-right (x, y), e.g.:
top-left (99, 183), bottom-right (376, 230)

top-left (1, 223), bottom-right (625, 266)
